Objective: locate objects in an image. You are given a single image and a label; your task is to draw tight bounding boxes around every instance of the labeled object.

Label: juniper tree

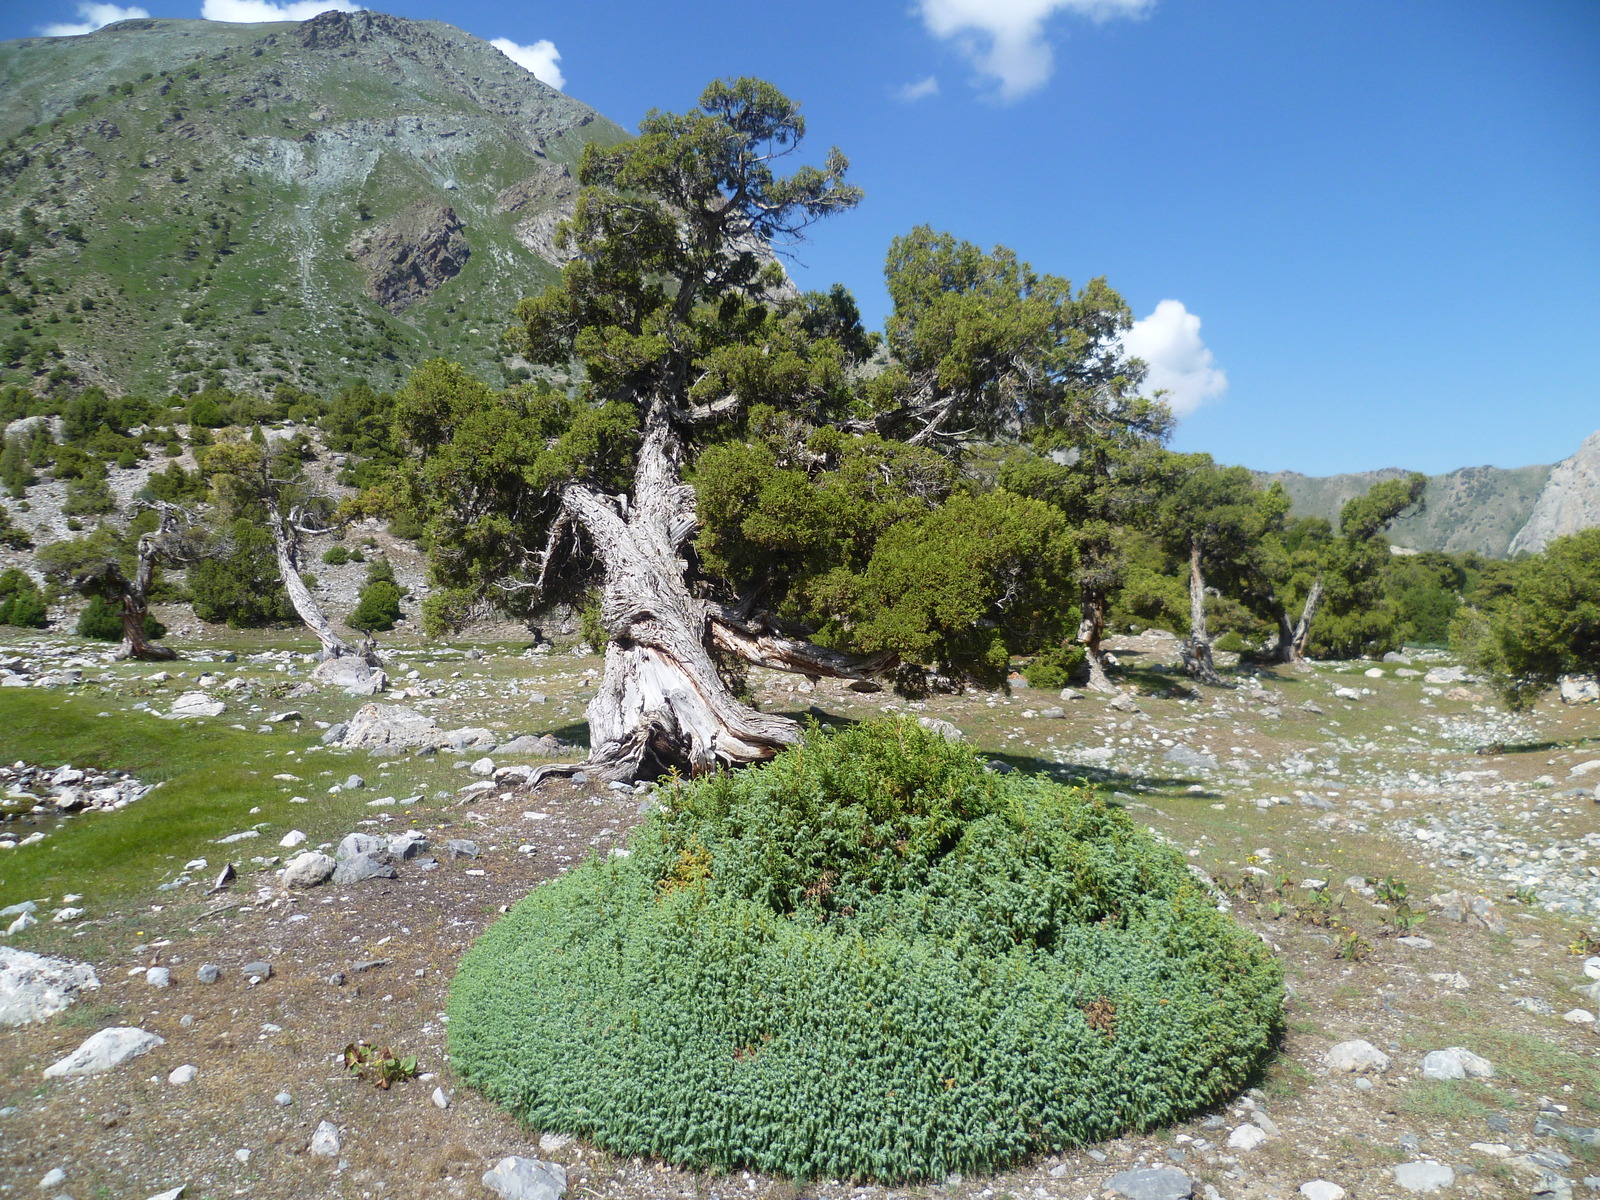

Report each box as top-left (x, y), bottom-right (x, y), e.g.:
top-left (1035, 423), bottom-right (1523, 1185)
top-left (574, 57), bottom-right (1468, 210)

top-left (402, 78), bottom-right (1150, 781)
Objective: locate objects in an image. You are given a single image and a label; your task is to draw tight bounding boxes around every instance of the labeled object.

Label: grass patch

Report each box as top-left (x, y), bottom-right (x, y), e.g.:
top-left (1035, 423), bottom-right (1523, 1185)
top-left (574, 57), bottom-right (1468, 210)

top-left (0, 688), bottom-right (378, 908)
top-left (1396, 1080), bottom-right (1511, 1122)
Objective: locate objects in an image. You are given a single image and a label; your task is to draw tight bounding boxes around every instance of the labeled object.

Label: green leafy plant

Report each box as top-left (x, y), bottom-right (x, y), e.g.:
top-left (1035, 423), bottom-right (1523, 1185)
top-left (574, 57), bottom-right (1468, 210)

top-left (343, 1041), bottom-right (418, 1090)
top-left (449, 718), bottom-right (1283, 1182)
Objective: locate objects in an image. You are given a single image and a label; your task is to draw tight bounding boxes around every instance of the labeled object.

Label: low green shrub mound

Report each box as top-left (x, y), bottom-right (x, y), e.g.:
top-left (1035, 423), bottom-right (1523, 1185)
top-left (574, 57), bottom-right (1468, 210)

top-left (448, 720), bottom-right (1282, 1181)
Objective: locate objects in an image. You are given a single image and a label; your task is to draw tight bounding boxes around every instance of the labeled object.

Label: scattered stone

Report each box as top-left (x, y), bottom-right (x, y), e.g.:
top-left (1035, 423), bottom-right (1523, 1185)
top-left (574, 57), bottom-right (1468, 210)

top-left (431, 1086), bottom-right (449, 1109)
top-left (344, 774), bottom-right (365, 790)
top-left (1559, 677), bottom-right (1599, 705)
top-left (38, 1167), bottom-right (66, 1189)
top-left (1562, 1008), bottom-right (1595, 1024)
top-left (168, 1064), bottom-right (198, 1084)
top-left (332, 853), bottom-right (397, 884)
top-left (915, 716), bottom-right (963, 741)
top-left (43, 1026), bottom-right (164, 1077)
top-left (241, 961), bottom-right (271, 982)
top-left (1101, 1167), bottom-right (1193, 1200)
top-left (482, 1157), bottom-right (569, 1200)
top-left (387, 831), bottom-right (428, 860)
top-left (145, 966), bottom-right (171, 989)
top-left (282, 852), bottom-right (336, 889)
top-left (1164, 745), bottom-right (1218, 772)
top-left (1228, 1124), bottom-right (1268, 1150)
top-left (470, 756), bottom-right (496, 776)
top-left (309, 1119), bottom-right (341, 1157)
top-left (445, 839), bottom-right (480, 860)
top-left (145, 1187), bottom-right (186, 1200)
top-left (196, 964), bottom-right (220, 984)
top-left (1421, 1047), bottom-right (1494, 1080)
top-left (336, 704), bottom-right (442, 752)
top-left (1427, 889), bottom-right (1507, 933)
top-left (1325, 1039), bottom-right (1390, 1074)
top-left (1107, 691), bottom-right (1142, 713)
top-left (1393, 1161), bottom-right (1455, 1193)
top-left (1424, 666), bottom-right (1468, 685)
top-left (1300, 1184), bottom-right (1346, 1200)
top-left (0, 946), bottom-right (100, 1026)
top-left (497, 734), bottom-right (571, 757)
top-left (279, 830), bottom-right (307, 849)
top-left (211, 863), bottom-right (237, 890)
top-left (311, 656), bottom-right (378, 690)
top-left (168, 692), bottom-right (226, 719)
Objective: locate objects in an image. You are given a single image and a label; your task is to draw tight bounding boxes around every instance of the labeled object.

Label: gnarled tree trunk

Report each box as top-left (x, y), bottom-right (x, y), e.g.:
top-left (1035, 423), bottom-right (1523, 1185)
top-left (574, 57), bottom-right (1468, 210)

top-left (1180, 537), bottom-right (1225, 685)
top-left (534, 409), bottom-right (888, 784)
top-left (1290, 575), bottom-right (1324, 662)
top-left (266, 499), bottom-right (353, 660)
top-left (1076, 588), bottom-right (1117, 693)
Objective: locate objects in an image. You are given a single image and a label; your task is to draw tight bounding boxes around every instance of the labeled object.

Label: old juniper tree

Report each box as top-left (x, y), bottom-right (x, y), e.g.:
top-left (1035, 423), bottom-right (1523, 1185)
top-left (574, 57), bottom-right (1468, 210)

top-left (399, 78), bottom-right (1148, 781)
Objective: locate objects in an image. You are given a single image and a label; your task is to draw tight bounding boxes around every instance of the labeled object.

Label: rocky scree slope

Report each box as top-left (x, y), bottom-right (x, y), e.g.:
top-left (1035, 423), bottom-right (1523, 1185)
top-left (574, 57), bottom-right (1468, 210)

top-left (0, 10), bottom-right (628, 396)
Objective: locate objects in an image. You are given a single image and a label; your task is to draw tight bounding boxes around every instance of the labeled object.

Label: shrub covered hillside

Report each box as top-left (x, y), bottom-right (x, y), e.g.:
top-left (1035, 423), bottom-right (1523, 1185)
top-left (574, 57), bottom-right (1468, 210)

top-left (448, 720), bottom-right (1283, 1181)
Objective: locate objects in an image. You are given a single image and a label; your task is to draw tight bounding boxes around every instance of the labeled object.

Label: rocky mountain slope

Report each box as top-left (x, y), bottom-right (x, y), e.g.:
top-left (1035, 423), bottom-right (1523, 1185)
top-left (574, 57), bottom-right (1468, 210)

top-left (0, 10), bottom-right (628, 397)
top-left (1259, 454), bottom-right (1575, 558)
top-left (1508, 430), bottom-right (1600, 556)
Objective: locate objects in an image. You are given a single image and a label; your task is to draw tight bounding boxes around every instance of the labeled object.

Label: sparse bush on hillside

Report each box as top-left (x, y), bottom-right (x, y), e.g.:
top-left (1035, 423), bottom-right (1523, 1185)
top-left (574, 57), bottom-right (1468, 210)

top-left (449, 719), bottom-right (1283, 1182)
top-left (76, 594), bottom-right (165, 642)
top-left (348, 556), bottom-right (403, 630)
top-left (187, 518), bottom-right (295, 627)
top-left (321, 544), bottom-right (350, 566)
top-left (1023, 643), bottom-right (1088, 689)
top-left (0, 568), bottom-right (47, 627)
top-left (0, 505), bottom-right (31, 550)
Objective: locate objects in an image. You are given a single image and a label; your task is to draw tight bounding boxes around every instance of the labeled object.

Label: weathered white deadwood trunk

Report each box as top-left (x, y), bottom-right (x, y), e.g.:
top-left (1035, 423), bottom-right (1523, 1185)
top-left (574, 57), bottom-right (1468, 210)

top-left (1290, 576), bottom-right (1324, 662)
top-left (535, 408), bottom-right (888, 784)
top-left (266, 500), bottom-right (353, 660)
top-left (1076, 590), bottom-right (1117, 693)
top-left (1180, 538), bottom-right (1225, 685)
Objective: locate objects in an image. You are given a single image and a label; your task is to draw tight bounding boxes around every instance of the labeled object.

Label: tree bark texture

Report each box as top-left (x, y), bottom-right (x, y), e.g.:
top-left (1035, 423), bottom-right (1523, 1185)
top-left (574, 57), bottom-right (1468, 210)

top-left (536, 410), bottom-right (886, 784)
top-left (266, 500), bottom-right (353, 659)
top-left (1076, 589), bottom-right (1117, 693)
top-left (1181, 538), bottom-right (1225, 685)
top-left (1290, 576), bottom-right (1324, 662)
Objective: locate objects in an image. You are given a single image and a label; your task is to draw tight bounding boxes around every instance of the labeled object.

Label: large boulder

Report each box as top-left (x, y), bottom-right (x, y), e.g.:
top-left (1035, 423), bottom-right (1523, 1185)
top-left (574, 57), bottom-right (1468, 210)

top-left (312, 656), bottom-right (383, 691)
top-left (43, 1026), bottom-right (164, 1077)
top-left (0, 947), bottom-right (100, 1026)
top-left (1560, 676), bottom-right (1599, 705)
top-left (337, 704), bottom-right (442, 752)
top-left (169, 692), bottom-right (225, 719)
top-left (281, 851), bottom-right (336, 889)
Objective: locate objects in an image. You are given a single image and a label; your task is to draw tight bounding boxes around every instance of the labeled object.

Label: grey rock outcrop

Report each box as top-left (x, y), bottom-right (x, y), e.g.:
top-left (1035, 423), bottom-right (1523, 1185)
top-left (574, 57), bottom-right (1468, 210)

top-left (43, 1026), bottom-right (164, 1077)
top-left (0, 947), bottom-right (100, 1026)
top-left (348, 201), bottom-right (468, 312)
top-left (337, 703), bottom-right (442, 752)
top-left (282, 851), bottom-right (336, 888)
top-left (1510, 430), bottom-right (1600, 555)
top-left (483, 1156), bottom-right (567, 1200)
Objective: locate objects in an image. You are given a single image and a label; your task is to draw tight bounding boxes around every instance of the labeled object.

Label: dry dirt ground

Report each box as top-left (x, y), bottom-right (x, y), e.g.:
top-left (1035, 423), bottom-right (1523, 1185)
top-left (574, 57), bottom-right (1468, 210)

top-left (1, 629), bottom-right (1598, 1200)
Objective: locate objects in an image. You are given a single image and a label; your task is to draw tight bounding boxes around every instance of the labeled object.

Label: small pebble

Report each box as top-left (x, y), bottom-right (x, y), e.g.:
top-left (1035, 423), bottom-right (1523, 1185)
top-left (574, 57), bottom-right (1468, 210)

top-left (274, 1092), bottom-right (293, 1107)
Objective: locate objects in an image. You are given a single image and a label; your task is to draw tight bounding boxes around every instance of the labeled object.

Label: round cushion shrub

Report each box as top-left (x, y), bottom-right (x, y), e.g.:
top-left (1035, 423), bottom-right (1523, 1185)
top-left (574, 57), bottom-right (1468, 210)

top-left (448, 719), bottom-right (1282, 1182)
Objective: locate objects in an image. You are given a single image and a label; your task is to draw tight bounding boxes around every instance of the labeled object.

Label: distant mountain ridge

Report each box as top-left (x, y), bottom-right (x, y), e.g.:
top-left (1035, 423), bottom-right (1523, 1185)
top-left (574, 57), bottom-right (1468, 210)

top-left (1257, 429), bottom-right (1600, 557)
top-left (0, 10), bottom-right (629, 396)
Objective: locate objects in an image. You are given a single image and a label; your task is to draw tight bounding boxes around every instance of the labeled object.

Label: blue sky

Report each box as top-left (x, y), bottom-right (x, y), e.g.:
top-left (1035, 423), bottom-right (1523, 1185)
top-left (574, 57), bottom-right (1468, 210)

top-left (4, 0), bottom-right (1597, 476)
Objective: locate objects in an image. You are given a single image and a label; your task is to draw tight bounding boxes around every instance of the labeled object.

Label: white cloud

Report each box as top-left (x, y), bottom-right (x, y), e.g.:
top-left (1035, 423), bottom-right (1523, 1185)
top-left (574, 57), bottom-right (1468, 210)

top-left (39, 3), bottom-right (150, 36)
top-left (915, 0), bottom-right (1152, 100)
top-left (896, 76), bottom-right (940, 102)
top-left (200, 0), bottom-right (361, 22)
top-left (1122, 299), bottom-right (1227, 417)
top-left (490, 37), bottom-right (565, 90)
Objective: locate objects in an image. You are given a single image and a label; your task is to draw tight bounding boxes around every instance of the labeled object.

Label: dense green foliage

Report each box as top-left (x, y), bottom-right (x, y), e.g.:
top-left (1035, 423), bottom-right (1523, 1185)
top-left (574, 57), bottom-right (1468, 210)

top-left (347, 555), bottom-right (403, 632)
top-left (187, 518), bottom-right (295, 627)
top-left (0, 567), bottom-right (47, 627)
top-left (449, 720), bottom-right (1283, 1181)
top-left (75, 593), bottom-right (164, 642)
top-left (1458, 529), bottom-right (1600, 710)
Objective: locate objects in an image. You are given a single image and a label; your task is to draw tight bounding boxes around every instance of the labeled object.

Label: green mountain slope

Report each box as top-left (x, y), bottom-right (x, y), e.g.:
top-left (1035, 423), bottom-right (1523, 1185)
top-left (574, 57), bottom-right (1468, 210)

top-left (1258, 461), bottom-right (1554, 557)
top-left (0, 10), bottom-right (628, 397)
